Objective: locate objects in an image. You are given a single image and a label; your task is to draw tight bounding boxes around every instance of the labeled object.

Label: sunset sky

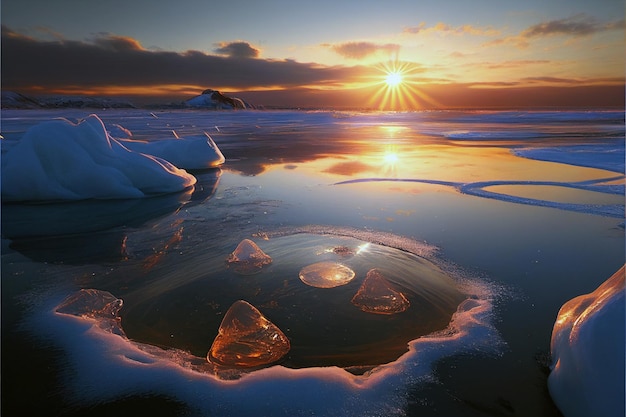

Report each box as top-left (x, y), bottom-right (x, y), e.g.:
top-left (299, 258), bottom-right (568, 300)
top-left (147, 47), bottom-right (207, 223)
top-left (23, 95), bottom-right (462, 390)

top-left (2, 0), bottom-right (624, 109)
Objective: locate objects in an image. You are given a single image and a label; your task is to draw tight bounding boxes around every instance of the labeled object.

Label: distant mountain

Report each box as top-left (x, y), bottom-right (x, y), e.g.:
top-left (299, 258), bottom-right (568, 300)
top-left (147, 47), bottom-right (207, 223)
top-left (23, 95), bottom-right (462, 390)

top-left (1, 90), bottom-right (257, 110)
top-left (1, 91), bottom-right (136, 109)
top-left (1, 91), bottom-right (42, 109)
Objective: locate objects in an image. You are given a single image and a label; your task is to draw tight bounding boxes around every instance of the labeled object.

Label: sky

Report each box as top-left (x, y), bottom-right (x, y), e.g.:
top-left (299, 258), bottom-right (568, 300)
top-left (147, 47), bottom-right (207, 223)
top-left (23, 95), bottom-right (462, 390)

top-left (2, 0), bottom-right (624, 109)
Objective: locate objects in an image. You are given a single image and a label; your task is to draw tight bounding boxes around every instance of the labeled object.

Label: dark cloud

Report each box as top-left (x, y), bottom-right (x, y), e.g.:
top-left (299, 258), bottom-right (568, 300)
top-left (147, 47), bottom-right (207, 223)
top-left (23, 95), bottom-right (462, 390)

top-left (521, 14), bottom-right (622, 38)
top-left (0, 26), bottom-right (365, 91)
top-left (485, 14), bottom-right (625, 48)
top-left (330, 42), bottom-right (400, 60)
top-left (214, 41), bottom-right (260, 58)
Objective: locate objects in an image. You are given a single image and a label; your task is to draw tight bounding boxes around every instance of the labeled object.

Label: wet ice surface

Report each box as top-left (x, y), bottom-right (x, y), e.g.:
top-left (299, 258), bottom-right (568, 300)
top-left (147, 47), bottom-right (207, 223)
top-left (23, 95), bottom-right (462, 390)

top-left (118, 232), bottom-right (468, 371)
top-left (1, 109), bottom-right (624, 416)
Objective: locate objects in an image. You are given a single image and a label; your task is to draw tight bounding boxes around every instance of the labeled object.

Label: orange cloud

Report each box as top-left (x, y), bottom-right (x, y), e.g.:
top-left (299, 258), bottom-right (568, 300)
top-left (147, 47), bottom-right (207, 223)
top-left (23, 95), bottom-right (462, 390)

top-left (329, 42), bottom-right (401, 60)
top-left (404, 22), bottom-right (499, 37)
top-left (214, 41), bottom-right (260, 58)
top-left (93, 35), bottom-right (145, 51)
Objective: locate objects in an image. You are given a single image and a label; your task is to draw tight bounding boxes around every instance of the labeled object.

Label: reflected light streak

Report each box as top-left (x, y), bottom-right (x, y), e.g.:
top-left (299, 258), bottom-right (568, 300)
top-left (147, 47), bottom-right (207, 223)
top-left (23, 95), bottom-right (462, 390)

top-left (356, 243), bottom-right (370, 255)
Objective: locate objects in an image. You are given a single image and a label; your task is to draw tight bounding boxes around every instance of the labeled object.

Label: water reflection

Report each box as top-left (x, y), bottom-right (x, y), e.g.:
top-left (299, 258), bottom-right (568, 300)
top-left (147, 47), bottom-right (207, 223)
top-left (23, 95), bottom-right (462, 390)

top-left (120, 232), bottom-right (467, 371)
top-left (1, 169), bottom-right (221, 264)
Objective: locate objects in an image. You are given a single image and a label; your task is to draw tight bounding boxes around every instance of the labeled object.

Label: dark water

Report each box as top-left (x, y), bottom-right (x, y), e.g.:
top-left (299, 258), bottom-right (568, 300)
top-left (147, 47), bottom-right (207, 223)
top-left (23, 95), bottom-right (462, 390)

top-left (1, 109), bottom-right (624, 416)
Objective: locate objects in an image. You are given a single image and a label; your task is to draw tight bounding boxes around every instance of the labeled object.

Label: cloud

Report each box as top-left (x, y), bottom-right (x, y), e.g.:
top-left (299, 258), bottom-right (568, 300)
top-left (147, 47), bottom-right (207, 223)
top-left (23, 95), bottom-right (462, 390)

top-left (0, 26), bottom-right (365, 93)
top-left (485, 14), bottom-right (625, 49)
top-left (214, 41), bottom-right (260, 58)
top-left (485, 59), bottom-right (550, 69)
top-left (93, 35), bottom-right (145, 51)
top-left (330, 42), bottom-right (400, 60)
top-left (521, 14), bottom-right (623, 38)
top-left (404, 22), bottom-right (499, 37)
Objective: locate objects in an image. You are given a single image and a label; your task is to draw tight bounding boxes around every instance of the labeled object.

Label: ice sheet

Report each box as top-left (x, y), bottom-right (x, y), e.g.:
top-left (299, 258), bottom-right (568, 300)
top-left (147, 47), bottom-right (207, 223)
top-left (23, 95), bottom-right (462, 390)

top-left (2, 109), bottom-right (624, 416)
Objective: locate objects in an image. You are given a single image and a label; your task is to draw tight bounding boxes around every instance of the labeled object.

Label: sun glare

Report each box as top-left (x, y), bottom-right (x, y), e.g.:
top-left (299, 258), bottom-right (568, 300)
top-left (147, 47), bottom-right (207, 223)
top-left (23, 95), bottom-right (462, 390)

top-left (367, 61), bottom-right (441, 111)
top-left (383, 152), bottom-right (399, 164)
top-left (385, 71), bottom-right (403, 88)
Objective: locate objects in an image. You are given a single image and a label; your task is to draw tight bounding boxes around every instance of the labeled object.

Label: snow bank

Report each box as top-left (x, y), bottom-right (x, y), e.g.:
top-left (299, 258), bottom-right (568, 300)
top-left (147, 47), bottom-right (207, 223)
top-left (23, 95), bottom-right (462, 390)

top-left (548, 265), bottom-right (625, 417)
top-left (1, 115), bottom-right (199, 201)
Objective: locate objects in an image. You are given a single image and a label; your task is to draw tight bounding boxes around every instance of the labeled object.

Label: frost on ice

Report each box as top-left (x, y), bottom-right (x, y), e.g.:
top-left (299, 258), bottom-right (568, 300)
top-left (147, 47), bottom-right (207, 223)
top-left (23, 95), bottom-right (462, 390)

top-left (225, 239), bottom-right (273, 274)
top-left (351, 269), bottom-right (410, 315)
top-left (207, 300), bottom-right (290, 368)
top-left (298, 261), bottom-right (356, 288)
top-left (548, 265), bottom-right (625, 417)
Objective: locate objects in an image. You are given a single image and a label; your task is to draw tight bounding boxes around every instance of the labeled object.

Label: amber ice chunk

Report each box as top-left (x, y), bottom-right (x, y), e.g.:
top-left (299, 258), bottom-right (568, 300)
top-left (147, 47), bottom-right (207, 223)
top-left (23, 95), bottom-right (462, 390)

top-left (55, 288), bottom-right (123, 319)
top-left (299, 261), bottom-right (356, 288)
top-left (207, 300), bottom-right (290, 368)
top-left (351, 269), bottom-right (410, 314)
top-left (226, 239), bottom-right (272, 274)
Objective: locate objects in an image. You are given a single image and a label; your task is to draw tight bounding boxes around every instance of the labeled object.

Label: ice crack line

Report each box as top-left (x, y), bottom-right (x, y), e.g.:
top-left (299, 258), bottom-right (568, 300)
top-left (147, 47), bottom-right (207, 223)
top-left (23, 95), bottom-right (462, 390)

top-left (334, 176), bottom-right (625, 218)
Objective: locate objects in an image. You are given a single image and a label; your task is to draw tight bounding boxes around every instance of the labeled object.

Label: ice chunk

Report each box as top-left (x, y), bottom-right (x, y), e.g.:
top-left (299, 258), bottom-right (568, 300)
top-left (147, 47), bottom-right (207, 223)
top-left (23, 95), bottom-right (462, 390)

top-left (207, 300), bottom-right (290, 368)
top-left (298, 261), bottom-right (356, 288)
top-left (548, 265), bottom-right (625, 417)
top-left (1, 115), bottom-right (196, 201)
top-left (55, 289), bottom-right (123, 319)
top-left (225, 239), bottom-right (272, 274)
top-left (351, 269), bottom-right (410, 314)
top-left (119, 133), bottom-right (225, 170)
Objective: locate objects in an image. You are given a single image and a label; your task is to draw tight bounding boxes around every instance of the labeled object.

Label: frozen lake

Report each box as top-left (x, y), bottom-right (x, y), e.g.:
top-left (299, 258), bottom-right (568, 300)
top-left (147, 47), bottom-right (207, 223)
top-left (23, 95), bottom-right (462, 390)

top-left (2, 109), bottom-right (624, 416)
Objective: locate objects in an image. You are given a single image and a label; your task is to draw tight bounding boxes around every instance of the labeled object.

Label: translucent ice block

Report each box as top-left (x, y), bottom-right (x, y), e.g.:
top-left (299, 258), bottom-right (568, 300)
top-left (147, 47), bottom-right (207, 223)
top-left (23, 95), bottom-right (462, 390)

top-left (55, 288), bottom-right (123, 319)
top-left (298, 261), bottom-right (356, 288)
top-left (207, 300), bottom-right (290, 368)
top-left (351, 269), bottom-right (410, 314)
top-left (226, 239), bottom-right (272, 274)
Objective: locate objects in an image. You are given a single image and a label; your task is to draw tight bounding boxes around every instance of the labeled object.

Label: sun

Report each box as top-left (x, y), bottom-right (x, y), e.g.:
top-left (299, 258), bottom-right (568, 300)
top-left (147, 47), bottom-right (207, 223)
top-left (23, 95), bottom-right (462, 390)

top-left (367, 60), bottom-right (442, 110)
top-left (385, 71), bottom-right (403, 88)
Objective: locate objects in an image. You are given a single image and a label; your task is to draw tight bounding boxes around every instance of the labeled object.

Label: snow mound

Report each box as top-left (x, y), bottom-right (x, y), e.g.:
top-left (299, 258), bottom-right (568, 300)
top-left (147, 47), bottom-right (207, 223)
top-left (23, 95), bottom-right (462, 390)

top-left (548, 265), bottom-right (625, 417)
top-left (1, 114), bottom-right (197, 201)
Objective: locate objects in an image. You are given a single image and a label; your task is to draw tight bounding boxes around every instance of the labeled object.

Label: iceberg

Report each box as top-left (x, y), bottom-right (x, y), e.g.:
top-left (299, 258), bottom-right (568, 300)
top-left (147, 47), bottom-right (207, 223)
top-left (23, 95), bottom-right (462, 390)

top-left (351, 268), bottom-right (410, 314)
top-left (298, 261), bottom-right (356, 288)
top-left (225, 239), bottom-right (273, 274)
top-left (118, 133), bottom-right (225, 170)
top-left (207, 300), bottom-right (290, 368)
top-left (548, 265), bottom-right (625, 417)
top-left (1, 115), bottom-right (196, 201)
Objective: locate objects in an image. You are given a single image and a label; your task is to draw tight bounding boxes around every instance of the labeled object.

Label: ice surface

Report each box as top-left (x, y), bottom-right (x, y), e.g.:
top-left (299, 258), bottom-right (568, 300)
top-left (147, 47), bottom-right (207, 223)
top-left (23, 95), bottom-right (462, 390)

top-left (351, 269), bottom-right (410, 315)
top-left (119, 133), bottom-right (225, 170)
top-left (1, 115), bottom-right (196, 201)
top-left (225, 239), bottom-right (272, 274)
top-left (56, 289), bottom-right (123, 320)
top-left (207, 300), bottom-right (290, 368)
top-left (548, 265), bottom-right (625, 417)
top-left (299, 261), bottom-right (356, 288)
top-left (7, 109), bottom-right (620, 416)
